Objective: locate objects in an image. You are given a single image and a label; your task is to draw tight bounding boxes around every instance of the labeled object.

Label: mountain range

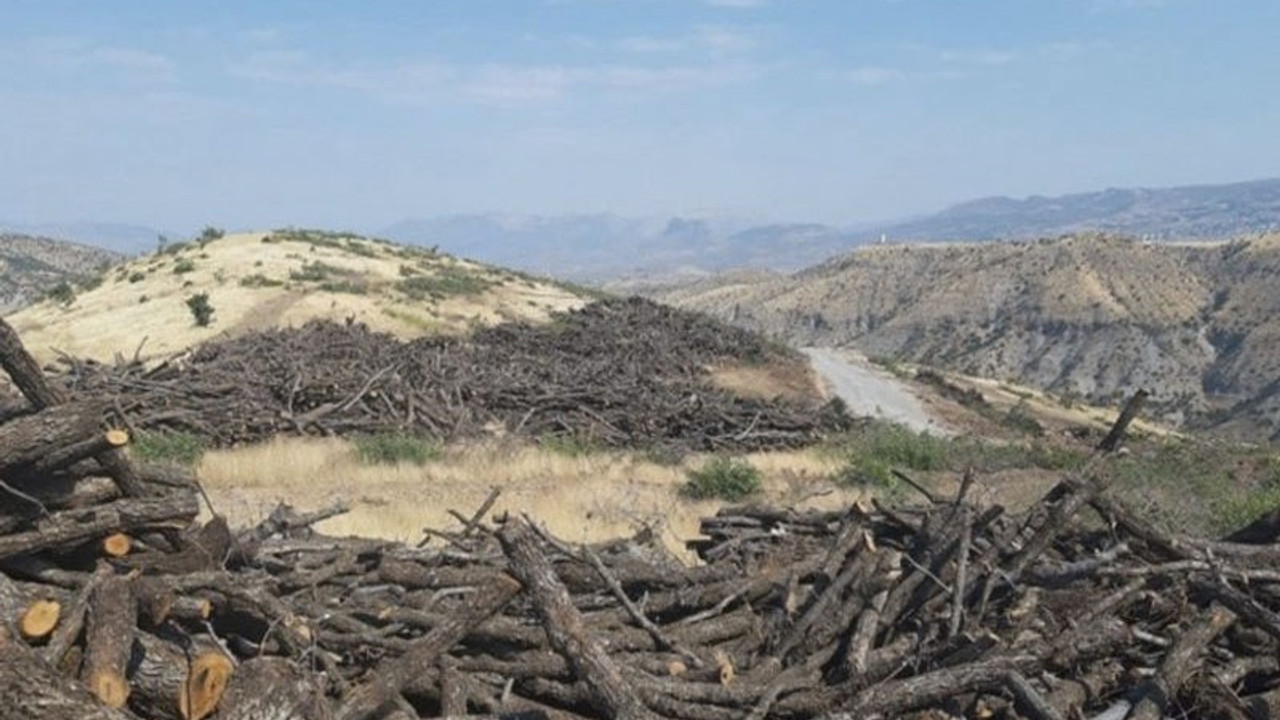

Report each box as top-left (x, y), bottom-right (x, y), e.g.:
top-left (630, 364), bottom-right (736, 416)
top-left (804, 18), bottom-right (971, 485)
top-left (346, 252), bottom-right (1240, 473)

top-left (6, 176), bottom-right (1280, 281)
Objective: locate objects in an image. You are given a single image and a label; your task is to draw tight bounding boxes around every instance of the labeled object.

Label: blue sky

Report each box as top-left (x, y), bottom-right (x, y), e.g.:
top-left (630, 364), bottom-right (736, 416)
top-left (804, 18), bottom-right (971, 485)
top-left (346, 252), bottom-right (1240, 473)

top-left (0, 0), bottom-right (1277, 232)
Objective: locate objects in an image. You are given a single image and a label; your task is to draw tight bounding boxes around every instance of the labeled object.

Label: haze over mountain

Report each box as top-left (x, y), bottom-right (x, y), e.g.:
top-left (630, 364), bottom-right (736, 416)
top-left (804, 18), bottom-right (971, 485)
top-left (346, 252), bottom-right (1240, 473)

top-left (862, 177), bottom-right (1280, 243)
top-left (380, 215), bottom-right (859, 281)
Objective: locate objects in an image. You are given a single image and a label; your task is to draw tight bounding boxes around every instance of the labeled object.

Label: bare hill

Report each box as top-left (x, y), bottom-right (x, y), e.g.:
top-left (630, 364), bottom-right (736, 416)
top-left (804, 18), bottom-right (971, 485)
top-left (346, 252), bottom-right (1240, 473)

top-left (6, 229), bottom-right (585, 365)
top-left (657, 233), bottom-right (1280, 442)
top-left (0, 233), bottom-right (122, 314)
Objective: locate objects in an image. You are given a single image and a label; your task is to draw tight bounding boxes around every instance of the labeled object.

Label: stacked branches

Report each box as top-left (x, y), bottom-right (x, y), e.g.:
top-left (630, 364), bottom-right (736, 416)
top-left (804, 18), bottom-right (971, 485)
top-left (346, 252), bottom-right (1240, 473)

top-left (8, 318), bottom-right (1280, 718)
top-left (58, 298), bottom-right (849, 452)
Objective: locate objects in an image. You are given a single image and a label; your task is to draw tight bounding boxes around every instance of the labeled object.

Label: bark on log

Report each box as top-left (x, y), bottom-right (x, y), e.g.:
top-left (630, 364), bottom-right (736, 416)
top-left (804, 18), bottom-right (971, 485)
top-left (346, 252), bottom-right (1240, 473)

top-left (0, 492), bottom-right (199, 560)
top-left (81, 574), bottom-right (137, 708)
top-left (127, 631), bottom-right (233, 720)
top-left (335, 572), bottom-right (521, 720)
top-left (0, 400), bottom-right (106, 476)
top-left (0, 569), bottom-right (60, 641)
top-left (217, 656), bottom-right (331, 720)
top-left (498, 517), bottom-right (657, 720)
top-left (0, 317), bottom-right (145, 496)
top-left (0, 634), bottom-right (136, 720)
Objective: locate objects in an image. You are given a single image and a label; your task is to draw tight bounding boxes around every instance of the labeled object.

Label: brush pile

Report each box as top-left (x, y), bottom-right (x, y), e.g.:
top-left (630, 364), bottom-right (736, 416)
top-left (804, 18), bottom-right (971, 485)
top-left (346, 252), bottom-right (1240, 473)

top-left (55, 297), bottom-right (848, 452)
top-left (8, 315), bottom-right (1280, 719)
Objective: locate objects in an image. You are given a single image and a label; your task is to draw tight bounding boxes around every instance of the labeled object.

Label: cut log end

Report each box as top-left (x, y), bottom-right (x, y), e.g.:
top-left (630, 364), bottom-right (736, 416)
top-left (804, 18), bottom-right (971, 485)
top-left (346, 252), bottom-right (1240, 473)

top-left (88, 668), bottom-right (130, 708)
top-left (19, 598), bottom-right (61, 641)
top-left (180, 651), bottom-right (234, 720)
top-left (105, 428), bottom-right (130, 447)
top-left (170, 596), bottom-right (213, 622)
top-left (102, 533), bottom-right (132, 558)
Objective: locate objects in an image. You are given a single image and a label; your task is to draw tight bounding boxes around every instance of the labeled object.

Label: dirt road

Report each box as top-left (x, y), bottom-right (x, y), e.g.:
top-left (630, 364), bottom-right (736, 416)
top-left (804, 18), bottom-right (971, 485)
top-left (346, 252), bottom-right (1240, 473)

top-left (803, 347), bottom-right (950, 435)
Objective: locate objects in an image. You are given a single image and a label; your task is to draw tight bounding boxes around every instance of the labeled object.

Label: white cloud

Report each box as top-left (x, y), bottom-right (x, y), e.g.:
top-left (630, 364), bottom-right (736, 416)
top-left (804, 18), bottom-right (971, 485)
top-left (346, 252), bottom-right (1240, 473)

top-left (228, 50), bottom-right (756, 105)
top-left (3, 37), bottom-right (176, 84)
top-left (845, 66), bottom-right (905, 85)
top-left (940, 49), bottom-right (1015, 66)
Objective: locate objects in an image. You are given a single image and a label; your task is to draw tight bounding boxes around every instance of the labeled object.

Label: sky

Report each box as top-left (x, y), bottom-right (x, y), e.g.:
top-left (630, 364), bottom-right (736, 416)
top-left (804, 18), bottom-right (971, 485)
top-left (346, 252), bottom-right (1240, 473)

top-left (0, 0), bottom-right (1277, 233)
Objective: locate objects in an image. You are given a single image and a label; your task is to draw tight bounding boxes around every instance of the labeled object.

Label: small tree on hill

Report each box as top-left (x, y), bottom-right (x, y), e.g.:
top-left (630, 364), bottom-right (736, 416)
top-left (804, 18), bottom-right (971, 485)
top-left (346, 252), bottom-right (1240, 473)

top-left (185, 293), bottom-right (214, 327)
top-left (198, 226), bottom-right (225, 247)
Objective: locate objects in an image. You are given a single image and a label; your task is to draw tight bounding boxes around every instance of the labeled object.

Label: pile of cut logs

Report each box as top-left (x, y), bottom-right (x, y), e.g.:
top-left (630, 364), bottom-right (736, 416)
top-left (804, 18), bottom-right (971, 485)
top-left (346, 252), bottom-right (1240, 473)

top-left (6, 315), bottom-right (1280, 719)
top-left (55, 297), bottom-right (849, 452)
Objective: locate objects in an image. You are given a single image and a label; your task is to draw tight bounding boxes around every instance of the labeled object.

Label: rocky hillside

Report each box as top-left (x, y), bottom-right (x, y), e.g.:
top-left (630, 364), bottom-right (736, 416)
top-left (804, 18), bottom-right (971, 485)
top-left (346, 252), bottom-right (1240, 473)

top-left (6, 229), bottom-right (585, 364)
top-left (0, 233), bottom-right (122, 313)
top-left (657, 233), bottom-right (1280, 442)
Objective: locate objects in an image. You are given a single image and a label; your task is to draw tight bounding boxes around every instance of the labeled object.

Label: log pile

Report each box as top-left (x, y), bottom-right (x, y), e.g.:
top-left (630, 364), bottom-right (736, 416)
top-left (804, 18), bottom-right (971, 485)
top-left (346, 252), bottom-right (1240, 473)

top-left (8, 313), bottom-right (1280, 719)
top-left (53, 297), bottom-right (849, 452)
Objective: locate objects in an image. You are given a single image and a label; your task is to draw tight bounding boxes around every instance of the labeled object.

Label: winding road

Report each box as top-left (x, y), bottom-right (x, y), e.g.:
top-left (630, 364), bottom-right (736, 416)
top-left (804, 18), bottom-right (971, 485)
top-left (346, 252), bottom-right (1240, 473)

top-left (803, 347), bottom-right (950, 435)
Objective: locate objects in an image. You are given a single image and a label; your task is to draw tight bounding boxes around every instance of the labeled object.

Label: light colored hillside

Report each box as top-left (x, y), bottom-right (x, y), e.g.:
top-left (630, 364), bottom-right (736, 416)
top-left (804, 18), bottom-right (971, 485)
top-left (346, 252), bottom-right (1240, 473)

top-left (657, 233), bottom-right (1280, 441)
top-left (9, 230), bottom-right (585, 364)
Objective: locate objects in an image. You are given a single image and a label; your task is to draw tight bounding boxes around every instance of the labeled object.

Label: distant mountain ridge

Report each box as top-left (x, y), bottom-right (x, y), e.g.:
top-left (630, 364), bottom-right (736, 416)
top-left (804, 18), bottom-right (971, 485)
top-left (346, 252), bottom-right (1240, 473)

top-left (380, 214), bottom-right (859, 282)
top-left (864, 177), bottom-right (1280, 242)
top-left (8, 176), bottom-right (1280, 281)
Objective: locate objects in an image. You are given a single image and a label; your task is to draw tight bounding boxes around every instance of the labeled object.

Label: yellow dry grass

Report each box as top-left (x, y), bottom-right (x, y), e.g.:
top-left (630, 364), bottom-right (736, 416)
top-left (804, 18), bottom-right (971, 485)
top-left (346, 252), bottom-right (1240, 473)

top-left (9, 232), bottom-right (585, 365)
top-left (197, 436), bottom-right (856, 562)
top-left (708, 361), bottom-right (822, 404)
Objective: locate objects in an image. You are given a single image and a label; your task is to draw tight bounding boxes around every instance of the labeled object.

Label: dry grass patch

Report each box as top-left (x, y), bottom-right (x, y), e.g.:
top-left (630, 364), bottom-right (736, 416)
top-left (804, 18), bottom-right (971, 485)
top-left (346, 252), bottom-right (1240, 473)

top-left (197, 436), bottom-right (853, 561)
top-left (709, 360), bottom-right (822, 404)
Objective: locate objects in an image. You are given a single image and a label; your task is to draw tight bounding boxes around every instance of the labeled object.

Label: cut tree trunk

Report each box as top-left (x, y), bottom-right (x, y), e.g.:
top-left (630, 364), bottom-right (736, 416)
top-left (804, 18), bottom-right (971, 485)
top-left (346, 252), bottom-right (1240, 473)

top-left (81, 574), bottom-right (137, 708)
top-left (0, 633), bottom-right (136, 720)
top-left (217, 656), bottom-right (331, 720)
top-left (127, 630), bottom-right (233, 720)
top-left (0, 570), bottom-right (60, 641)
top-left (498, 517), bottom-right (657, 720)
top-left (0, 492), bottom-right (199, 560)
top-left (0, 400), bottom-right (106, 477)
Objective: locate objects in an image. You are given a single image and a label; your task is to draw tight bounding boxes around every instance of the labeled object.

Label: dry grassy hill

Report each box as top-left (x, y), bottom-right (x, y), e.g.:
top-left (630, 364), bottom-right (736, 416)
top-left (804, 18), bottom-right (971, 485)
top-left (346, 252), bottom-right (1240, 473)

top-left (7, 229), bottom-right (586, 364)
top-left (657, 233), bottom-right (1280, 442)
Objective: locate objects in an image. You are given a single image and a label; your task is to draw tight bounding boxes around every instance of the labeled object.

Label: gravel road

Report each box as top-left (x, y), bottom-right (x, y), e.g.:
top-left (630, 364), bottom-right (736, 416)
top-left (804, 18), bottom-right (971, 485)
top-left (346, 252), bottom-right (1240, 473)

top-left (802, 347), bottom-right (950, 435)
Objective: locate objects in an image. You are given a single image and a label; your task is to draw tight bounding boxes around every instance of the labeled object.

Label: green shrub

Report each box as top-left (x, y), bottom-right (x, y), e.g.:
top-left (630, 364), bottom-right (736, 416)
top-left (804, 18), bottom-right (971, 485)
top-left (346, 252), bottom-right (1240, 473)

top-left (841, 424), bottom-right (949, 472)
top-left (128, 271), bottom-right (147, 283)
top-left (354, 432), bottom-right (442, 466)
top-left (538, 433), bottom-right (597, 457)
top-left (396, 266), bottom-right (496, 301)
top-left (131, 431), bottom-right (206, 467)
top-left (239, 273), bottom-right (284, 288)
top-left (290, 260), bottom-right (350, 282)
top-left (185, 293), bottom-right (214, 326)
top-left (834, 456), bottom-right (897, 490)
top-left (199, 226), bottom-right (225, 245)
top-left (45, 281), bottom-right (75, 306)
top-left (681, 457), bottom-right (762, 501)
top-left (173, 258), bottom-right (196, 274)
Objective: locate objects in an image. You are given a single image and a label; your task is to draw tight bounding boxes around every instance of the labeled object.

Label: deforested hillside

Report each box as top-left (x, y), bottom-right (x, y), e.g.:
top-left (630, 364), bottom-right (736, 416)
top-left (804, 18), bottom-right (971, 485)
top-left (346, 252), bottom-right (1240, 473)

top-left (0, 233), bottom-right (122, 313)
top-left (6, 228), bottom-right (586, 365)
top-left (658, 233), bottom-right (1280, 441)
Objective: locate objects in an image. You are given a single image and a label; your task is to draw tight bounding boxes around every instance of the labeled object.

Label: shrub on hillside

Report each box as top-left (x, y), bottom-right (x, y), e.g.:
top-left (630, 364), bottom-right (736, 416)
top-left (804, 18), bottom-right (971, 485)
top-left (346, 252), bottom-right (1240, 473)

top-left (185, 293), bottom-right (215, 327)
top-left (131, 431), bottom-right (206, 467)
top-left (681, 456), bottom-right (762, 501)
top-left (354, 432), bottom-right (442, 466)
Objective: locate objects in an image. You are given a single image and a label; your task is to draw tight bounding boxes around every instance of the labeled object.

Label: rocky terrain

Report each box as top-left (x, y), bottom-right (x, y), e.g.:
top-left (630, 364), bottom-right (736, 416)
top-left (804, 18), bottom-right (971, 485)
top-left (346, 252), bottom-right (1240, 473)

top-left (0, 233), bottom-right (121, 314)
top-left (657, 233), bottom-right (1280, 442)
